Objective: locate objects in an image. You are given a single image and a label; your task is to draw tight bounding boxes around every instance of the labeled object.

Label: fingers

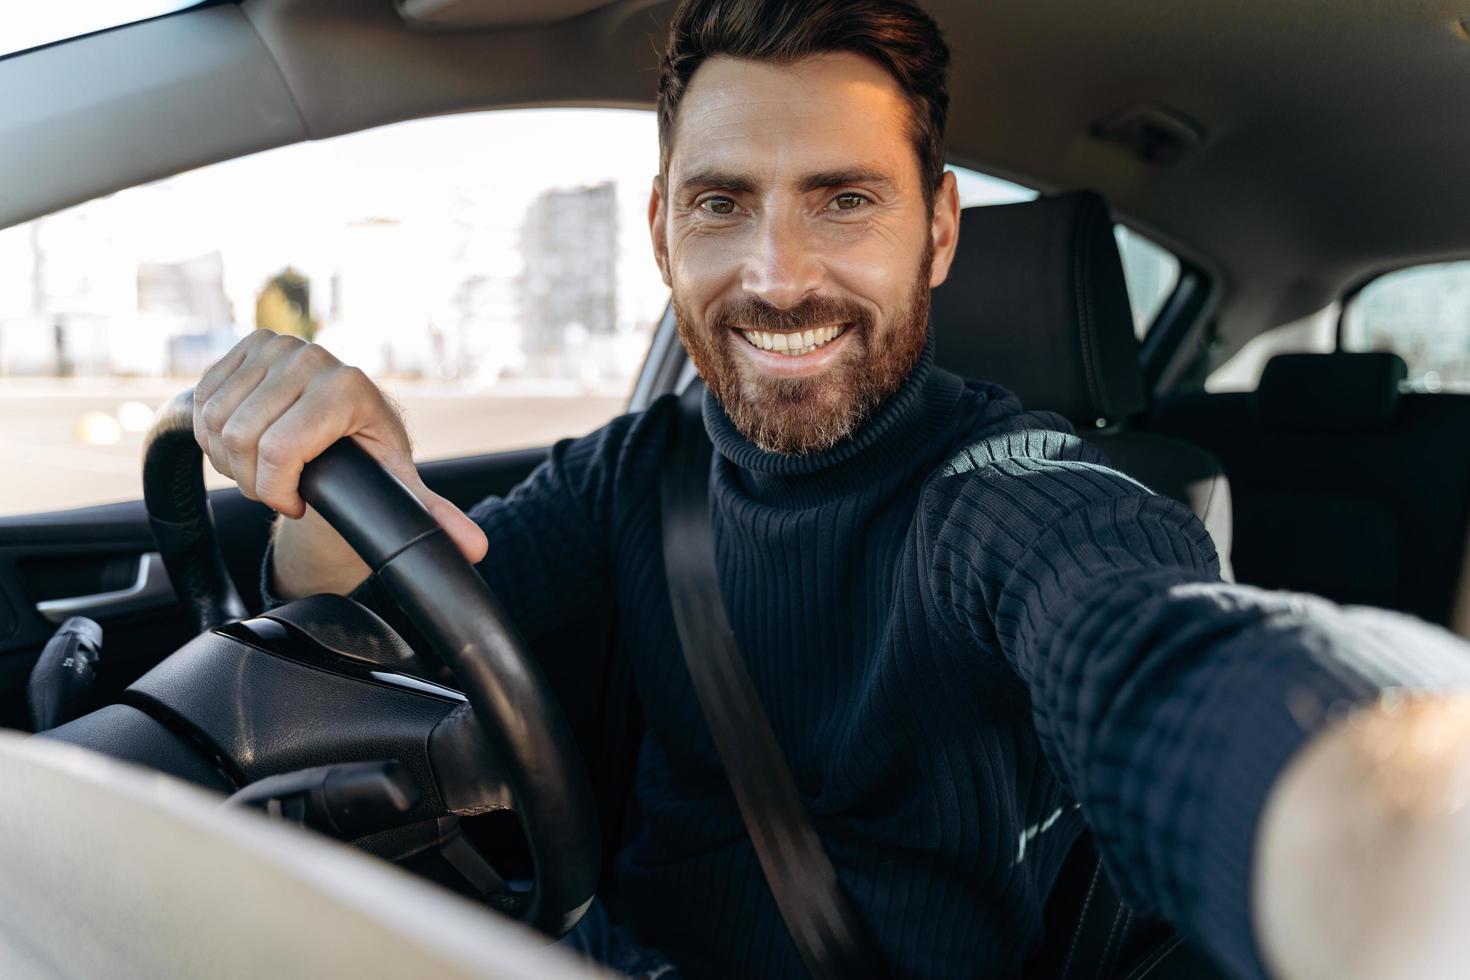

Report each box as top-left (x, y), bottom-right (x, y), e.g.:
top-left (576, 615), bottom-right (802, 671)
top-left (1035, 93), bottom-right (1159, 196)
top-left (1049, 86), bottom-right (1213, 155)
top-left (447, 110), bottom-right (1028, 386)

top-left (251, 367), bottom-right (386, 518)
top-left (194, 336), bottom-right (251, 410)
top-left (205, 357), bottom-right (274, 480)
top-left (195, 330), bottom-right (304, 478)
top-left (194, 330), bottom-right (273, 460)
top-left (220, 343), bottom-right (336, 499)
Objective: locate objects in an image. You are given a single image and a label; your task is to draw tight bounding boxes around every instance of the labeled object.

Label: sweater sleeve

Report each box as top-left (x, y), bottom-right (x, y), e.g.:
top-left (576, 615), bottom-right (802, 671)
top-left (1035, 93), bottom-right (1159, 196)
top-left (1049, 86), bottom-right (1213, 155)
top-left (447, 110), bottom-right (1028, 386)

top-left (924, 422), bottom-right (1470, 980)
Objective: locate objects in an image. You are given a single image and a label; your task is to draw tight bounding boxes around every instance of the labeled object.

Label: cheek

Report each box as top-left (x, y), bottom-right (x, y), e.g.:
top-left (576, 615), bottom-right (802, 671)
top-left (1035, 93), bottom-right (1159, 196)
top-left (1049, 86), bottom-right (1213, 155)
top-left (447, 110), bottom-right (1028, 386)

top-left (824, 208), bottom-right (929, 306)
top-left (825, 240), bottom-right (918, 317)
top-left (668, 228), bottom-right (739, 314)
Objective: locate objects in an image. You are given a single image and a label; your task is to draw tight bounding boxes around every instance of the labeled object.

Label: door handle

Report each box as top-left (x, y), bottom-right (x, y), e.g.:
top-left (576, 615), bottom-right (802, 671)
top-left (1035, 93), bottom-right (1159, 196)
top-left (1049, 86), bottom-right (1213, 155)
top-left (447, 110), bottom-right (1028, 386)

top-left (35, 552), bottom-right (176, 625)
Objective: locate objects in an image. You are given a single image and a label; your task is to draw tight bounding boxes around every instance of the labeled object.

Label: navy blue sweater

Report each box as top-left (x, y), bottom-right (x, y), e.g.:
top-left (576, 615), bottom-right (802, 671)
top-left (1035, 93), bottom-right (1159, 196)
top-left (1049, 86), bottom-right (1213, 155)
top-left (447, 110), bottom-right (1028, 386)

top-left (292, 341), bottom-right (1470, 978)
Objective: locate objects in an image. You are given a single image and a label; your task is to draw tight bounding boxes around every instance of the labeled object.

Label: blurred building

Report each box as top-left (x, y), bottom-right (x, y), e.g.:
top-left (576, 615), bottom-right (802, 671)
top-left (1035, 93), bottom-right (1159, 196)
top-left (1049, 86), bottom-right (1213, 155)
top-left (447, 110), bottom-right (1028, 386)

top-left (138, 251), bottom-right (236, 375)
top-left (517, 182), bottom-right (617, 371)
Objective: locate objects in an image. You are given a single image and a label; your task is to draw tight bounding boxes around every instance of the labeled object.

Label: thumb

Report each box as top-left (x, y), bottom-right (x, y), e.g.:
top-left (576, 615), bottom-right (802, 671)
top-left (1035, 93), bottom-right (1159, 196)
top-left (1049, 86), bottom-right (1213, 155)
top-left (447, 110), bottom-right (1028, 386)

top-left (422, 491), bottom-right (490, 565)
top-left (371, 447), bottom-right (489, 566)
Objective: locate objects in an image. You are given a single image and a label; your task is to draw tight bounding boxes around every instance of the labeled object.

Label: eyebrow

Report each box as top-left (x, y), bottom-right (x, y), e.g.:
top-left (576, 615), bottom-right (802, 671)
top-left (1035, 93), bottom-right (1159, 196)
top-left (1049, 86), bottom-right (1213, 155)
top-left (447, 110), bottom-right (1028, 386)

top-left (796, 169), bottom-right (898, 194)
top-left (677, 169), bottom-right (757, 196)
top-left (676, 167), bottom-right (899, 197)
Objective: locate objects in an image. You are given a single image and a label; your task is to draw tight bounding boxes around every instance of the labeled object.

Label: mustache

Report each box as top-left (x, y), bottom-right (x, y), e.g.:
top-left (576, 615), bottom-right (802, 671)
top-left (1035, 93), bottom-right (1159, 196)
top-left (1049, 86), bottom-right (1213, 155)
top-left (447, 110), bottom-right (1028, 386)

top-left (709, 294), bottom-right (873, 335)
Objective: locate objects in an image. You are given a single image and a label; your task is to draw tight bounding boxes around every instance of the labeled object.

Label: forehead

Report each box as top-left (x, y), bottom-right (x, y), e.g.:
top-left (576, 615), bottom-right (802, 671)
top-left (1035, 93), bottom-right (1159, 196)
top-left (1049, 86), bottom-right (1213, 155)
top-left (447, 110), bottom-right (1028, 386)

top-left (669, 52), bottom-right (916, 185)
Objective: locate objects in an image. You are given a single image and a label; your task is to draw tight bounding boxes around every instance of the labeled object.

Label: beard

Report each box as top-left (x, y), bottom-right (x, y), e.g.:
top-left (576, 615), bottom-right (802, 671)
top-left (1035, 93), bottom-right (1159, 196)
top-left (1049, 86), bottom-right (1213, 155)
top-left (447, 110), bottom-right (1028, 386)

top-left (674, 249), bottom-right (933, 456)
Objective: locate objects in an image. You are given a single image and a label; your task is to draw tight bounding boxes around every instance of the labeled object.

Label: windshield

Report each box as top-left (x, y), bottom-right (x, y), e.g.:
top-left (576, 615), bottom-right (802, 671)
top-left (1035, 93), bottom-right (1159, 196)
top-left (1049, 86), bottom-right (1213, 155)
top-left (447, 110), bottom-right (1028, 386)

top-left (1, 1), bottom-right (208, 59)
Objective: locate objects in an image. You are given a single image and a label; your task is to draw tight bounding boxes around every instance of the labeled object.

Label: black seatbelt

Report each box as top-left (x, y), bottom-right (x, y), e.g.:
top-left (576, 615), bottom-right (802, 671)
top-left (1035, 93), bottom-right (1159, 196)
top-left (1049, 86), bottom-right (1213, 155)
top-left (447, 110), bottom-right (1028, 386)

top-left (659, 382), bottom-right (886, 980)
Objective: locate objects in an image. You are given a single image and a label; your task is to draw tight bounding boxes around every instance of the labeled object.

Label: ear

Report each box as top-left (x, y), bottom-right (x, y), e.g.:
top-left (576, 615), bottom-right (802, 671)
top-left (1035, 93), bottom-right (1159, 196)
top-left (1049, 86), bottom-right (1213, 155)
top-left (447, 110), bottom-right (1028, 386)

top-left (926, 170), bottom-right (961, 288)
top-left (648, 174), bottom-right (672, 288)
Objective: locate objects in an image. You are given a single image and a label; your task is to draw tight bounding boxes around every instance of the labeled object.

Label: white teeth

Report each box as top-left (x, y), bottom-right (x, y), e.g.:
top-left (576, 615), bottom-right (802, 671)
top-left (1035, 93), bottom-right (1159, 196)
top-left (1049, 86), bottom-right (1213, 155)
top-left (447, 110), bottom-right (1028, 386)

top-left (741, 324), bottom-right (847, 355)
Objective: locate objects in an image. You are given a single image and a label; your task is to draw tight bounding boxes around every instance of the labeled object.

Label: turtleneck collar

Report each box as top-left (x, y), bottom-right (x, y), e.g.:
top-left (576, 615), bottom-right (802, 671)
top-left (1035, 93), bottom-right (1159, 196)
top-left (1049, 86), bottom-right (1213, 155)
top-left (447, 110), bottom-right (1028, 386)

top-left (702, 334), bottom-right (966, 507)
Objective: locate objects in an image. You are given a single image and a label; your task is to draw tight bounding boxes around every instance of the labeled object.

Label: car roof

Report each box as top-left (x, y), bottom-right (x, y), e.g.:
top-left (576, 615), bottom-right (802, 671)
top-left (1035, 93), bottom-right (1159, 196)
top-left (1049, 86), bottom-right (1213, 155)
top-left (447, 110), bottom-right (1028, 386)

top-left (2, 0), bottom-right (1467, 370)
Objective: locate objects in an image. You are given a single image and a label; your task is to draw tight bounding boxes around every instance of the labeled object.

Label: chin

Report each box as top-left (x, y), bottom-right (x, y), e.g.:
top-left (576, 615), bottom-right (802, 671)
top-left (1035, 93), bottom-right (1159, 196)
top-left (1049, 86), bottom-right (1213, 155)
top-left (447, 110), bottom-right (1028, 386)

top-left (728, 355), bottom-right (868, 455)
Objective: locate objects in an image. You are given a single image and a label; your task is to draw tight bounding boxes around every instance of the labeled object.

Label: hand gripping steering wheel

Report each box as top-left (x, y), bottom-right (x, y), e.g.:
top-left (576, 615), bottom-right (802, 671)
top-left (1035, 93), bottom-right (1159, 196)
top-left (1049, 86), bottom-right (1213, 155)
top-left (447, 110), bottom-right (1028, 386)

top-left (141, 389), bottom-right (600, 937)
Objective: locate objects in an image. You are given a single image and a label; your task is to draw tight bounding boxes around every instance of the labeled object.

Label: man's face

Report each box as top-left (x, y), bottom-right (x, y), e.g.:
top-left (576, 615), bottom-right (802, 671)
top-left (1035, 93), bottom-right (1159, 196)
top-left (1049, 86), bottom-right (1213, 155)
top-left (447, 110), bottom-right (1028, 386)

top-left (650, 52), bottom-right (960, 454)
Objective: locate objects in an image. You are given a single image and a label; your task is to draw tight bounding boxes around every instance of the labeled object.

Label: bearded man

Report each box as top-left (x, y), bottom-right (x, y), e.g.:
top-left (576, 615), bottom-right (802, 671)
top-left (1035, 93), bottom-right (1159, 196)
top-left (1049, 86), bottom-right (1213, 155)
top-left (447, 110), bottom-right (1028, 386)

top-left (192, 1), bottom-right (1470, 978)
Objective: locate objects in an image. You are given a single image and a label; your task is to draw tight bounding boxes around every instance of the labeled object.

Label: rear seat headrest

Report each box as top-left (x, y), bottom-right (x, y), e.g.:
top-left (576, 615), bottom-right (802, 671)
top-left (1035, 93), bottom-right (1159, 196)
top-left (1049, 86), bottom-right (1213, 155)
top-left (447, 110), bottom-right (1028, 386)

top-left (929, 190), bottom-right (1145, 424)
top-left (1254, 352), bottom-right (1408, 431)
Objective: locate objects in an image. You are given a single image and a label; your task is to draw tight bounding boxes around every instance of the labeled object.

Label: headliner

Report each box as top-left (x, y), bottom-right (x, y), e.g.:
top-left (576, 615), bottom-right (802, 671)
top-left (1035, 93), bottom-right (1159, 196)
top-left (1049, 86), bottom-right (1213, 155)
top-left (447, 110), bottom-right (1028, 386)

top-left (928, 0), bottom-right (1470, 356)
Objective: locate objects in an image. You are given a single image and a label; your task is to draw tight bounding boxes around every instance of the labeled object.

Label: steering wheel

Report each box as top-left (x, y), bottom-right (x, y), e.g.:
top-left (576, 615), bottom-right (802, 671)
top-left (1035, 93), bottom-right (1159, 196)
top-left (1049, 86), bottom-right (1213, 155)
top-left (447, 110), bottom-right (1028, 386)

top-left (139, 389), bottom-right (600, 938)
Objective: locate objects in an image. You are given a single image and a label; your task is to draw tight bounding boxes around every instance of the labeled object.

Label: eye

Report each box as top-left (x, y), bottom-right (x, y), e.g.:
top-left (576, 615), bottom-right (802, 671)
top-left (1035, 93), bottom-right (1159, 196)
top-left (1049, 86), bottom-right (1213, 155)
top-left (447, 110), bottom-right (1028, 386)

top-left (829, 192), bottom-right (868, 212)
top-left (699, 196), bottom-right (738, 216)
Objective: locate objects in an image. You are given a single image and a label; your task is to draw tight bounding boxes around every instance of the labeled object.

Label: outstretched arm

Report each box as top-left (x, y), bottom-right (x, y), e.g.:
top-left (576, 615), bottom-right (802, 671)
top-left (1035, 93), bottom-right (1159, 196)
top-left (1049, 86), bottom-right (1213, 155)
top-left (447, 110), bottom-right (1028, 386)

top-left (926, 425), bottom-right (1470, 980)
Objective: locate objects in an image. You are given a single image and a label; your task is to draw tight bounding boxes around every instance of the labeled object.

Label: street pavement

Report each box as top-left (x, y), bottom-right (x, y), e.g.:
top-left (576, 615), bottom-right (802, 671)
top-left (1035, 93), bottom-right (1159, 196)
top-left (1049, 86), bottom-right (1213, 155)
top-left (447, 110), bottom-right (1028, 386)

top-left (0, 379), bottom-right (625, 515)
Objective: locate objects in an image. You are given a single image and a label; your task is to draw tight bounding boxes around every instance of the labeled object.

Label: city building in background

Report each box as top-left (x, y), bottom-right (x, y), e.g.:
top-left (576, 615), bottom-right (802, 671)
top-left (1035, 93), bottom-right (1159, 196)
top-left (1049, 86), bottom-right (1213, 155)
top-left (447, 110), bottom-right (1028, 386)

top-left (519, 182), bottom-right (619, 385)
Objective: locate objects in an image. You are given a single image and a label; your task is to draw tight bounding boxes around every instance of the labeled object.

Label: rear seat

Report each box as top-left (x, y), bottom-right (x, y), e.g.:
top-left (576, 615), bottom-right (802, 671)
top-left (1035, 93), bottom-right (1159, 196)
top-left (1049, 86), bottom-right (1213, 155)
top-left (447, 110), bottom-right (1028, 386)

top-left (1150, 352), bottom-right (1470, 628)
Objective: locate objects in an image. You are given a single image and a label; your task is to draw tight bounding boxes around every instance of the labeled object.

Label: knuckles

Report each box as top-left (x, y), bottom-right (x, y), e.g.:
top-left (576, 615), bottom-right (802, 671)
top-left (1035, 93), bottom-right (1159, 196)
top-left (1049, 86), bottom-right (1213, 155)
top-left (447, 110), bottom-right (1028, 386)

top-left (200, 397), bottom-right (232, 434)
top-left (294, 341), bottom-right (335, 370)
top-left (330, 364), bottom-right (369, 393)
top-left (219, 419), bottom-right (256, 455)
top-left (256, 432), bottom-right (292, 470)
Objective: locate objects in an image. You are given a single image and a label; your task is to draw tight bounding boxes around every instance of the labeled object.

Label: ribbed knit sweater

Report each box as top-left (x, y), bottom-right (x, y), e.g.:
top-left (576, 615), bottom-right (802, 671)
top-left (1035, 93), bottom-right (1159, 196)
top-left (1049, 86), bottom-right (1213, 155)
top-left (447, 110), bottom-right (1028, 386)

top-left (288, 339), bottom-right (1470, 979)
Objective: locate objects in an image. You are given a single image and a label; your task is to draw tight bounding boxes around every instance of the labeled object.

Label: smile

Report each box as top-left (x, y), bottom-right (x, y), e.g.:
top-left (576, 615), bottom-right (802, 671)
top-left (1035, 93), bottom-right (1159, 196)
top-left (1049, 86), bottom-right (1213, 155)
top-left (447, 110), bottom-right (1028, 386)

top-left (740, 324), bottom-right (848, 356)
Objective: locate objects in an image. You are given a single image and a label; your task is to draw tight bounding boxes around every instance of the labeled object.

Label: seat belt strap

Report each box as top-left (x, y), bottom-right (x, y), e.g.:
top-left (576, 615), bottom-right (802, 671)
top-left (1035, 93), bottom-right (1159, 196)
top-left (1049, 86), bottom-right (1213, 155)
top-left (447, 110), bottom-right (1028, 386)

top-left (659, 382), bottom-right (887, 980)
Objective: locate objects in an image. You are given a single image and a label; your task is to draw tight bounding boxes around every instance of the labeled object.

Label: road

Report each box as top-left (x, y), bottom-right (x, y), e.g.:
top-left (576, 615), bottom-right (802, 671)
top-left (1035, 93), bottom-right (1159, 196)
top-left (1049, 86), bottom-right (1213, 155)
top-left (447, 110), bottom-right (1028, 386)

top-left (0, 379), bottom-right (626, 515)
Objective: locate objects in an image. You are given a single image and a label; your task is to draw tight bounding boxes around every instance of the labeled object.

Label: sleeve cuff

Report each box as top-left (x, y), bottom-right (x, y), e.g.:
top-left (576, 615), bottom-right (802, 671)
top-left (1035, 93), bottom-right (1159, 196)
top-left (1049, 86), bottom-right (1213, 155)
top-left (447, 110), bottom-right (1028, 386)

top-left (1193, 656), bottom-right (1365, 979)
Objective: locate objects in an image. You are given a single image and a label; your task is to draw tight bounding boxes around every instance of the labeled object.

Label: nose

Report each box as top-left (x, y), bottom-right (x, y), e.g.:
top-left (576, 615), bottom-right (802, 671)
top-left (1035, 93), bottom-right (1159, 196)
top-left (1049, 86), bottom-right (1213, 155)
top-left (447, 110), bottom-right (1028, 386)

top-left (740, 208), bottom-right (823, 310)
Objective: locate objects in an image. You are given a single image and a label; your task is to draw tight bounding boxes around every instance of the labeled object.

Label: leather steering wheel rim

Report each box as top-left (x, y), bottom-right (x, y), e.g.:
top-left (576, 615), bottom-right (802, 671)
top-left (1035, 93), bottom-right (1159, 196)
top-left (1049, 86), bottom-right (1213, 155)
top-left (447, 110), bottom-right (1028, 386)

top-left (142, 389), bottom-right (600, 937)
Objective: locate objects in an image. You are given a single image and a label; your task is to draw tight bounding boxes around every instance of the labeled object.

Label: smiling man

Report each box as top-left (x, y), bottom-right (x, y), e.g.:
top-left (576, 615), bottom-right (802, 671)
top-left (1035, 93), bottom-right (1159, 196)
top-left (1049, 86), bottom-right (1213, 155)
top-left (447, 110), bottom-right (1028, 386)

top-left (655, 49), bottom-right (943, 457)
top-left (192, 2), bottom-right (1470, 979)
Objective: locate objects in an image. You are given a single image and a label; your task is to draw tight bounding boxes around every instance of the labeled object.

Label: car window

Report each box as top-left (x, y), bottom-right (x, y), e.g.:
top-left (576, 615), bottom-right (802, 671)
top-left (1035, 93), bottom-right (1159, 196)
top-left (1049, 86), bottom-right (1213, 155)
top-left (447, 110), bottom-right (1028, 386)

top-left (948, 165), bottom-right (1036, 208)
top-left (1342, 261), bottom-right (1470, 392)
top-left (1114, 227), bottom-right (1181, 338)
top-left (1203, 306), bottom-right (1339, 392)
top-left (947, 166), bottom-right (1180, 339)
top-left (0, 108), bottom-right (668, 516)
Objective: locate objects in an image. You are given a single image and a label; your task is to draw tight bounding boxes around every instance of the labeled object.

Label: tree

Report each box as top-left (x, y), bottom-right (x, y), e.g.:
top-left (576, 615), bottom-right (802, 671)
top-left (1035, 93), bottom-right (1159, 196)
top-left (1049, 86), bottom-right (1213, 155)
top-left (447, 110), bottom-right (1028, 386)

top-left (255, 267), bottom-right (319, 340)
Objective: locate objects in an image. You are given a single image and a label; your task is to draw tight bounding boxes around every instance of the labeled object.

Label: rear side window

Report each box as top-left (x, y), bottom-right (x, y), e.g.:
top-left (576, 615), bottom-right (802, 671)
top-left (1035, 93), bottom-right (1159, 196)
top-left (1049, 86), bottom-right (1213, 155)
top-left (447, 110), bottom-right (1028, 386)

top-left (1343, 261), bottom-right (1470, 392)
top-left (1114, 228), bottom-right (1180, 338)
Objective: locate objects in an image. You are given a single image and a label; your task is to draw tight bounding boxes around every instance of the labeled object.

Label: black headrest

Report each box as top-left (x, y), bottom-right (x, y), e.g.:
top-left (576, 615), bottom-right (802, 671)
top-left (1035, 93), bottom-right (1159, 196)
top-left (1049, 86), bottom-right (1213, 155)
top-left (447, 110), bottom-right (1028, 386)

top-left (1254, 352), bottom-right (1408, 431)
top-left (930, 191), bottom-right (1145, 424)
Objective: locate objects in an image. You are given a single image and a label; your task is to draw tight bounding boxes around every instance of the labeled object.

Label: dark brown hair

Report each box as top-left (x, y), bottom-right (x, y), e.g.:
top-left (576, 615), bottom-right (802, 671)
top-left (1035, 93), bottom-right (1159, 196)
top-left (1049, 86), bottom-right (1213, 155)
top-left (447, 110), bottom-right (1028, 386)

top-left (656, 0), bottom-right (951, 208)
